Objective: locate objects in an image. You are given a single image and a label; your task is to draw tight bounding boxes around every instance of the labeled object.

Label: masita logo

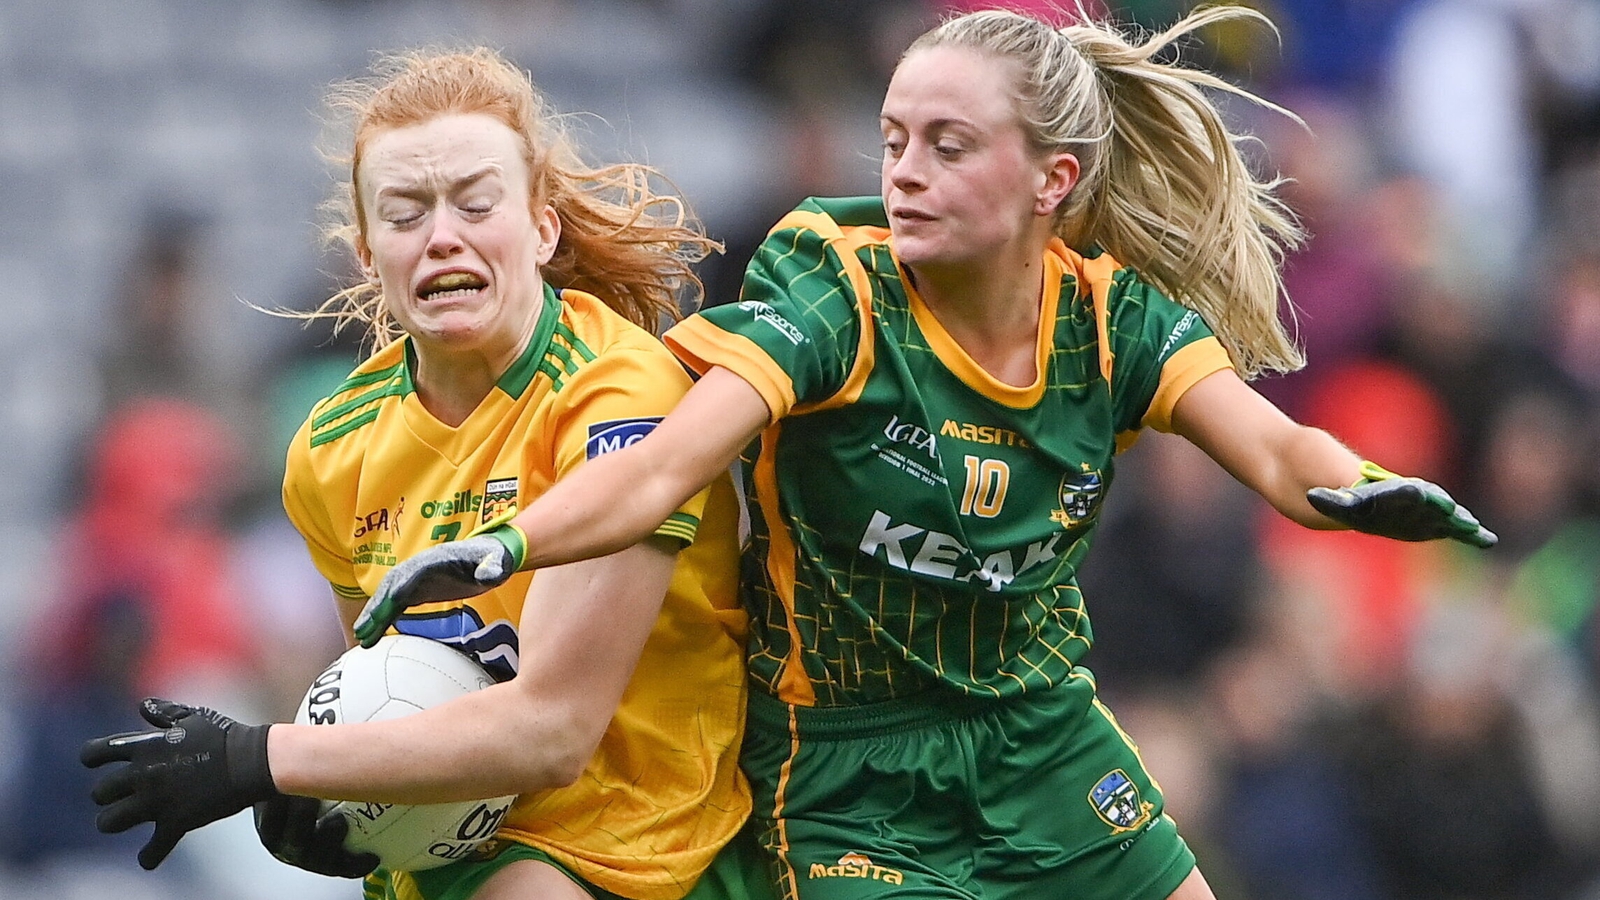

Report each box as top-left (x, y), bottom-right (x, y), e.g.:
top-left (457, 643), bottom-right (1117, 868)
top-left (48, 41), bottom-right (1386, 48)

top-left (808, 851), bottom-right (904, 885)
top-left (586, 417), bottom-right (662, 459)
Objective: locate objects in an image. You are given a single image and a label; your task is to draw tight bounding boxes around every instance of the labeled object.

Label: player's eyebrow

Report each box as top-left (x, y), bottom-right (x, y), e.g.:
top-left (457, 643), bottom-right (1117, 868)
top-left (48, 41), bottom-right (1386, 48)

top-left (879, 113), bottom-right (979, 134)
top-left (376, 164), bottom-right (502, 199)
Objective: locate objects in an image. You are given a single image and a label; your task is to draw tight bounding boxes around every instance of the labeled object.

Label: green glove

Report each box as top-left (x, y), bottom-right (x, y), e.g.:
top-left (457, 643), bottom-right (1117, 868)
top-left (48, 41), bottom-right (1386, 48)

top-left (353, 518), bottom-right (527, 648)
top-left (1306, 461), bottom-right (1497, 548)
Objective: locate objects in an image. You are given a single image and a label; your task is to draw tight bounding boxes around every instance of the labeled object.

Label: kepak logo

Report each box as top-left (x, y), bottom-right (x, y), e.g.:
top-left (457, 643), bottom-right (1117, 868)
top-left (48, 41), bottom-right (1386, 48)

top-left (586, 417), bottom-right (661, 459)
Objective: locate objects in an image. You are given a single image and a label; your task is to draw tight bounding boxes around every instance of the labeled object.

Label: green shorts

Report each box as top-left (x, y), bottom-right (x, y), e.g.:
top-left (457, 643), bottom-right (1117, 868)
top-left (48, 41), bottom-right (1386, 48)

top-left (362, 821), bottom-right (780, 900)
top-left (740, 669), bottom-right (1195, 900)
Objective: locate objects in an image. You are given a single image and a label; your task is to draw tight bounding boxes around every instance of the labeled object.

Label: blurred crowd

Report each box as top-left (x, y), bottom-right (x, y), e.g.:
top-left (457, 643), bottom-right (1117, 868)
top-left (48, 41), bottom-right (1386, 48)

top-left (2, 0), bottom-right (1599, 898)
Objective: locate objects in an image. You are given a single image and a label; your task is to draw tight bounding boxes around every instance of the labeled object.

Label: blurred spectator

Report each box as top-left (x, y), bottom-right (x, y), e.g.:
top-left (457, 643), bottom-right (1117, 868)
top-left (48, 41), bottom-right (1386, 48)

top-left (1258, 359), bottom-right (1461, 694)
top-left (99, 210), bottom-right (241, 418)
top-left (1078, 431), bottom-right (1260, 695)
top-left (1206, 627), bottom-right (1385, 900)
top-left (1382, 0), bottom-right (1561, 300)
top-left (0, 398), bottom-right (260, 882)
top-left (1341, 600), bottom-right (1590, 899)
top-left (1252, 95), bottom-right (1404, 420)
top-left (232, 326), bottom-right (363, 723)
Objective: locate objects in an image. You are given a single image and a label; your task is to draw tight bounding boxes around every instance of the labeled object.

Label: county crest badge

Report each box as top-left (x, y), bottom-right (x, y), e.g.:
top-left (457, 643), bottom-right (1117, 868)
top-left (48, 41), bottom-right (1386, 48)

top-left (481, 477), bottom-right (518, 524)
top-left (1051, 464), bottom-right (1104, 528)
top-left (1089, 769), bottom-right (1153, 833)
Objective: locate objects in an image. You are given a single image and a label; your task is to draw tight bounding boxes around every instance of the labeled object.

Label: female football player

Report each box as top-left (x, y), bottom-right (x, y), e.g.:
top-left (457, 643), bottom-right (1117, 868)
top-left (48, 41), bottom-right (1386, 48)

top-left (83, 47), bottom-right (773, 900)
top-left (343, 7), bottom-right (1495, 900)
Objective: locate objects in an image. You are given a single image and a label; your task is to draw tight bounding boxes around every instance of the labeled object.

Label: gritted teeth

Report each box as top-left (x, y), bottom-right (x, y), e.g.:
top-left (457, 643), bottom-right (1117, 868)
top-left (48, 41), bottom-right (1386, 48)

top-left (419, 271), bottom-right (487, 297)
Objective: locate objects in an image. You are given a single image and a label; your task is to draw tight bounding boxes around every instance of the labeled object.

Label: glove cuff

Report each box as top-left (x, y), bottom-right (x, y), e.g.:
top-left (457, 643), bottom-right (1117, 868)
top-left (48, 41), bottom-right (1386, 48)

top-left (482, 524), bottom-right (529, 572)
top-left (227, 723), bottom-right (279, 802)
top-left (1353, 459), bottom-right (1401, 487)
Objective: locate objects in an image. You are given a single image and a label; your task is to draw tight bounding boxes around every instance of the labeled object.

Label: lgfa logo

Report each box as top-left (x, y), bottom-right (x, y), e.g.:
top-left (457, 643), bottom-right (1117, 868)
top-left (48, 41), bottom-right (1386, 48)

top-left (808, 851), bottom-right (904, 885)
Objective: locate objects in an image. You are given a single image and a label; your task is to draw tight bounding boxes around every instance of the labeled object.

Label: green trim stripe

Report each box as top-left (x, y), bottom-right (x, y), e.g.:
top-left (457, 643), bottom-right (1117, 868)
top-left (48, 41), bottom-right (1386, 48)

top-left (536, 359), bottom-right (568, 392)
top-left (543, 337), bottom-right (581, 376)
top-left (310, 407), bottom-right (382, 448)
top-left (497, 284), bottom-right (563, 398)
top-left (312, 373), bottom-right (405, 430)
top-left (329, 361), bottom-right (404, 396)
top-left (551, 322), bottom-right (597, 362)
top-left (331, 582), bottom-right (368, 601)
top-left (655, 511), bottom-right (700, 546)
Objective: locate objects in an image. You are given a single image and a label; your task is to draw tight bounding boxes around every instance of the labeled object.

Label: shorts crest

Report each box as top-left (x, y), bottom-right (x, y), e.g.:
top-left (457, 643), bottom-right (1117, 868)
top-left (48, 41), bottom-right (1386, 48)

top-left (1089, 768), bottom-right (1153, 833)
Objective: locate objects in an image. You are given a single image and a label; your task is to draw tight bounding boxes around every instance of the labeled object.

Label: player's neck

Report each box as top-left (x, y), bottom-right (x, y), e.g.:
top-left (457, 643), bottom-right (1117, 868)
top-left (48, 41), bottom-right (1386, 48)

top-left (906, 255), bottom-right (1044, 388)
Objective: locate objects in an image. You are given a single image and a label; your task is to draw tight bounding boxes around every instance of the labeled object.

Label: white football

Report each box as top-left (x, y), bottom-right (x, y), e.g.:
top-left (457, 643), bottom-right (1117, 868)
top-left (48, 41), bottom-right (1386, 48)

top-left (294, 634), bottom-right (517, 871)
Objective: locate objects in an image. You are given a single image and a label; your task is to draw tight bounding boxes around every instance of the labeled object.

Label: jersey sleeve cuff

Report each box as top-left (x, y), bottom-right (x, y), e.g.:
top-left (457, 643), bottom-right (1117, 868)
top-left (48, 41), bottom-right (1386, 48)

top-left (1142, 336), bottom-right (1234, 433)
top-left (653, 511), bottom-right (700, 548)
top-left (664, 317), bottom-right (794, 421)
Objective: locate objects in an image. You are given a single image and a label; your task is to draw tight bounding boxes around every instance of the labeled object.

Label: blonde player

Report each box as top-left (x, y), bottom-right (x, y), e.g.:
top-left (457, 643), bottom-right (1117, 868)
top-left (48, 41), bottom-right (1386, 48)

top-left (83, 48), bottom-right (773, 900)
top-left (351, 8), bottom-right (1493, 900)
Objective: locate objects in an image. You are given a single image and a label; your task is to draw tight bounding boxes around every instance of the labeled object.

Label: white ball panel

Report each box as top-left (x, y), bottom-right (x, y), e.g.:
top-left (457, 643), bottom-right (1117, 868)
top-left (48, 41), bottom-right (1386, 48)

top-left (293, 634), bottom-right (518, 871)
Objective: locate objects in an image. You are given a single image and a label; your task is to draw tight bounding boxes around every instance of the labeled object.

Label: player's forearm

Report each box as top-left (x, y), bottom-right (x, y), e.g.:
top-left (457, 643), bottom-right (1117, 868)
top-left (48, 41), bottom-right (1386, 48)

top-left (513, 367), bottom-right (769, 569)
top-left (1257, 424), bottom-right (1362, 528)
top-left (267, 680), bottom-right (590, 804)
top-left (513, 445), bottom-right (693, 570)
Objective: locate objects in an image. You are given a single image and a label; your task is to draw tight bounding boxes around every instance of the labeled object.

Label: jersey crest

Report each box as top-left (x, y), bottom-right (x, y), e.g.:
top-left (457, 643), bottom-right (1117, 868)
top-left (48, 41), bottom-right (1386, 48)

top-left (481, 477), bottom-right (518, 525)
top-left (1051, 465), bottom-right (1105, 529)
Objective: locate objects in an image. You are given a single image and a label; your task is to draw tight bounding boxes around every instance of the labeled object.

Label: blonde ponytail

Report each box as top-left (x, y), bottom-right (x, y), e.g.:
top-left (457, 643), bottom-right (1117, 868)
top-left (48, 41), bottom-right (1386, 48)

top-left (911, 6), bottom-right (1306, 378)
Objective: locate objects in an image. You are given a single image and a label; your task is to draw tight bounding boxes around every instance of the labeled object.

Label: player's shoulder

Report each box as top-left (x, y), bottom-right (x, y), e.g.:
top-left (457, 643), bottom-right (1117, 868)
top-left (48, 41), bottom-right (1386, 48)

top-left (554, 287), bottom-right (673, 358)
top-left (1054, 243), bottom-right (1182, 315)
top-left (765, 196), bottom-right (892, 248)
top-left (297, 341), bottom-right (408, 453)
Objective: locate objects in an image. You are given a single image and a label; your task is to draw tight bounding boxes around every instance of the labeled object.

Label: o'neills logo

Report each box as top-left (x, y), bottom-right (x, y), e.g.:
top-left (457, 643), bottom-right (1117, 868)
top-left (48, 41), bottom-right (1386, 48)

top-left (808, 851), bottom-right (904, 885)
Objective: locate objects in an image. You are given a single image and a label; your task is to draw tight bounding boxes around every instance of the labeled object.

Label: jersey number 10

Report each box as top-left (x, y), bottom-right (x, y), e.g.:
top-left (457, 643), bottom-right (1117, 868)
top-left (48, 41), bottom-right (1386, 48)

top-left (959, 456), bottom-right (1010, 518)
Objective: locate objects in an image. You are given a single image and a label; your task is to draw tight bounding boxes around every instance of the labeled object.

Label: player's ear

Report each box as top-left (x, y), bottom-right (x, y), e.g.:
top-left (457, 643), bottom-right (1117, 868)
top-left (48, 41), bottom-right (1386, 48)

top-left (355, 235), bottom-right (377, 283)
top-left (1035, 152), bottom-right (1079, 217)
top-left (533, 202), bottom-right (559, 266)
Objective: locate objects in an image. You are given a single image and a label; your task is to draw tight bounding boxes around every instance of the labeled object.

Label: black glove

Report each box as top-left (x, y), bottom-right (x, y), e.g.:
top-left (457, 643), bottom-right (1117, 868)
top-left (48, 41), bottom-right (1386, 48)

top-left (1306, 461), bottom-right (1497, 548)
top-left (254, 794), bottom-right (378, 878)
top-left (81, 698), bottom-right (278, 870)
top-left (353, 523), bottom-right (526, 648)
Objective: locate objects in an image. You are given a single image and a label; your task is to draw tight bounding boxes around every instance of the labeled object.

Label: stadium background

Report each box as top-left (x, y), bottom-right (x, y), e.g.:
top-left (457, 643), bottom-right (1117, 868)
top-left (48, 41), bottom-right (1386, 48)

top-left (2, 0), bottom-right (1599, 898)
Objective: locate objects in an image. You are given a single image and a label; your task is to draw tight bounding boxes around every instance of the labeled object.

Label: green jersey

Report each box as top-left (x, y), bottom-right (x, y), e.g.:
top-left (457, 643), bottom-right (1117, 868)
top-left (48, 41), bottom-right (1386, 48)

top-left (666, 197), bottom-right (1231, 707)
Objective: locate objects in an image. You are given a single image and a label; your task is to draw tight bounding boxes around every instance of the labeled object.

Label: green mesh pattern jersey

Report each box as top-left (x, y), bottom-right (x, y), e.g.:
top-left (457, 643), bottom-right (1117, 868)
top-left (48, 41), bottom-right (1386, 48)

top-left (666, 197), bottom-right (1233, 707)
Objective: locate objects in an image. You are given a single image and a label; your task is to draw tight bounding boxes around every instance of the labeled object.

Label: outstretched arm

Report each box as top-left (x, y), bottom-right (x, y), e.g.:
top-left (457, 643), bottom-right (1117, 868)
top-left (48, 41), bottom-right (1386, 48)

top-left (515, 366), bottom-right (770, 568)
top-left (1170, 368), bottom-right (1495, 547)
top-left (1170, 368), bottom-right (1359, 528)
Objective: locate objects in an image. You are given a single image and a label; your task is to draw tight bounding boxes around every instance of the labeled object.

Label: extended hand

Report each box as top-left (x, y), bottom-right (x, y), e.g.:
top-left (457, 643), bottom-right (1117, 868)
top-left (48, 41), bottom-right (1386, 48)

top-left (254, 794), bottom-right (378, 878)
top-left (1306, 462), bottom-right (1497, 548)
top-left (353, 526), bottom-right (525, 648)
top-left (81, 699), bottom-right (277, 870)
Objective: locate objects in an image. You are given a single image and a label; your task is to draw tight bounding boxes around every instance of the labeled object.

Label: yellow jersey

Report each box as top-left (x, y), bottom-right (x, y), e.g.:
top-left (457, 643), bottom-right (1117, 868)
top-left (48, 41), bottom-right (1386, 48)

top-left (283, 285), bottom-right (749, 900)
